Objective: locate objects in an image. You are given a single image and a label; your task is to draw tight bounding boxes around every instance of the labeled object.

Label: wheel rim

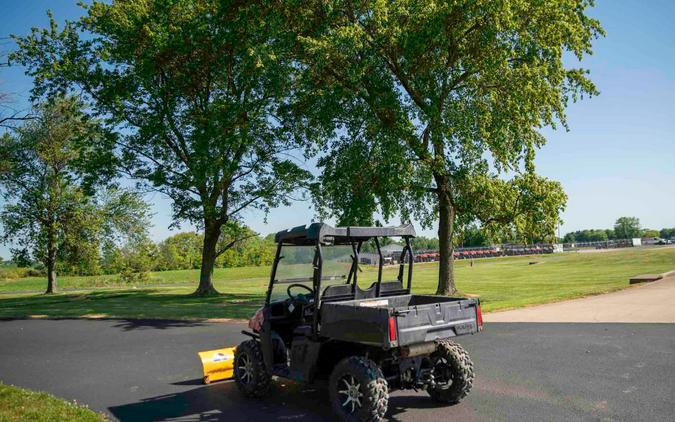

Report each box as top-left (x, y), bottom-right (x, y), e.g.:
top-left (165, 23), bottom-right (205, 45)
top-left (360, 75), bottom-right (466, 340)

top-left (337, 374), bottom-right (363, 414)
top-left (236, 353), bottom-right (253, 385)
top-left (432, 357), bottom-right (453, 389)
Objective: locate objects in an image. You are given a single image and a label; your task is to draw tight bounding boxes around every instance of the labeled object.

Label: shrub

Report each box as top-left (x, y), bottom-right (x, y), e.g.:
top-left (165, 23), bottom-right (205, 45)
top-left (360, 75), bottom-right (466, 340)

top-left (0, 267), bottom-right (28, 280)
top-left (118, 267), bottom-right (150, 284)
top-left (26, 268), bottom-right (46, 277)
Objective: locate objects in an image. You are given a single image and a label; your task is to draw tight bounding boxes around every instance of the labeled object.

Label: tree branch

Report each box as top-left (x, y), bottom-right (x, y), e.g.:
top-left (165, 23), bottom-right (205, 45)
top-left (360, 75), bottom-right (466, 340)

top-left (0, 113), bottom-right (34, 129)
top-left (214, 232), bottom-right (258, 257)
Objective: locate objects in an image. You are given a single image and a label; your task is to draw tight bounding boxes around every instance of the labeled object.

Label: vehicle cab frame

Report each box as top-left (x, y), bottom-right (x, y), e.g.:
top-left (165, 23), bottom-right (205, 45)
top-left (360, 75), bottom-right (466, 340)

top-left (265, 223), bottom-right (416, 338)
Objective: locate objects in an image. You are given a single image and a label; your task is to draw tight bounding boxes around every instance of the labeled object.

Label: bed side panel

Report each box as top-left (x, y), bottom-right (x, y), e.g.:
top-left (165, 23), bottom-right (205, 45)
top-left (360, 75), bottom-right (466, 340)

top-left (320, 303), bottom-right (389, 346)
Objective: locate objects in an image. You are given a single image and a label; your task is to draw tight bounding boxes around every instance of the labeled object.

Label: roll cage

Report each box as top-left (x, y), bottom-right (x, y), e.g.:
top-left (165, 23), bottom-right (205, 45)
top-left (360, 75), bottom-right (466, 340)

top-left (265, 223), bottom-right (416, 336)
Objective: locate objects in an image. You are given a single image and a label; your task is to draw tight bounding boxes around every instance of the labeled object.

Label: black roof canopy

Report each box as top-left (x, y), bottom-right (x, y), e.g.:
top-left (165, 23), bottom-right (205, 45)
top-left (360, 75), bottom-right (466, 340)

top-left (274, 223), bottom-right (416, 245)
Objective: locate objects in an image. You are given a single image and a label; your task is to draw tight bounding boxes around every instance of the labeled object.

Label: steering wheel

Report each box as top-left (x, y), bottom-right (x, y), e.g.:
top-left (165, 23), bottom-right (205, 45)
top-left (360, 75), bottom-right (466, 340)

top-left (286, 283), bottom-right (314, 304)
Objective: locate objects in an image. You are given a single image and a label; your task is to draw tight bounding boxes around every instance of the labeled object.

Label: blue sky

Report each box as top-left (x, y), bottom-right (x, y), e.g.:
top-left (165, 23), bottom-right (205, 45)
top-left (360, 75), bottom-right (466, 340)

top-left (1, 1), bottom-right (674, 258)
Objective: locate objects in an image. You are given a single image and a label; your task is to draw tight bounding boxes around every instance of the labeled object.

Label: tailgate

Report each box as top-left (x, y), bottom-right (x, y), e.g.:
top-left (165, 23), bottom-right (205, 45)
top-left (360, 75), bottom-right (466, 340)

top-left (395, 299), bottom-right (480, 345)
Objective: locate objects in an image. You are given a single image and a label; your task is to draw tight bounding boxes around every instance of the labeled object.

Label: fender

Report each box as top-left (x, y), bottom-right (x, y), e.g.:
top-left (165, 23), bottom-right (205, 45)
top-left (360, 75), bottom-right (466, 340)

top-left (259, 307), bottom-right (275, 373)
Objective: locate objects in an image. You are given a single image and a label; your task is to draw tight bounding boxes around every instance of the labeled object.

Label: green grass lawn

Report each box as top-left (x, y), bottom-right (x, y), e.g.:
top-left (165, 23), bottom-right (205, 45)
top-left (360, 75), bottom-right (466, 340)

top-left (1, 246), bottom-right (673, 320)
top-left (0, 383), bottom-right (106, 422)
top-left (0, 265), bottom-right (271, 292)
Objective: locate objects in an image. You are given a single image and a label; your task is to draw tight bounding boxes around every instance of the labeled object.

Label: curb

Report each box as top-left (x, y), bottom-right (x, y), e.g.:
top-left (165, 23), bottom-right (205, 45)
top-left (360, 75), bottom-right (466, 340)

top-left (629, 269), bottom-right (675, 285)
top-left (0, 315), bottom-right (249, 323)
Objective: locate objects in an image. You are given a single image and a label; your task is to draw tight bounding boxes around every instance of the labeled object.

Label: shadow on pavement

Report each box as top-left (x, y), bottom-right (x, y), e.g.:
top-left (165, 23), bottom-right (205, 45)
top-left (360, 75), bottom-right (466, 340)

top-left (0, 317), bottom-right (210, 330)
top-left (172, 378), bottom-right (206, 386)
top-left (111, 319), bottom-right (209, 331)
top-left (108, 379), bottom-right (467, 422)
top-left (108, 381), bottom-right (333, 421)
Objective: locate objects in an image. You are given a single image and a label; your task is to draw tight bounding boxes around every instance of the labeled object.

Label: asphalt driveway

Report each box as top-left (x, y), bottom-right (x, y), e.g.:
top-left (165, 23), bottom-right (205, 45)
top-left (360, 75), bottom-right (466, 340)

top-left (1, 319), bottom-right (673, 421)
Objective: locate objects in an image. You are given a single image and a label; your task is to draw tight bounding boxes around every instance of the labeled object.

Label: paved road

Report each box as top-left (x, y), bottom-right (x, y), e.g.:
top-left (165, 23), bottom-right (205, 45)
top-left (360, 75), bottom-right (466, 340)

top-left (486, 275), bottom-right (675, 323)
top-left (1, 319), bottom-right (673, 421)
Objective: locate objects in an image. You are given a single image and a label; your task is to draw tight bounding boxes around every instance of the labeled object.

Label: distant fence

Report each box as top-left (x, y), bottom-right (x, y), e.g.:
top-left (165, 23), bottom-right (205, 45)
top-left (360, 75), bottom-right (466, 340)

top-left (562, 238), bottom-right (634, 251)
top-left (365, 238), bottom-right (643, 266)
top-left (415, 244), bottom-right (557, 263)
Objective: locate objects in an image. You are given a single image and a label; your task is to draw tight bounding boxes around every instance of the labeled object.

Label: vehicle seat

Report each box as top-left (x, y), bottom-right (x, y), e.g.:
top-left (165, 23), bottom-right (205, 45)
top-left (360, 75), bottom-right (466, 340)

top-left (368, 281), bottom-right (407, 296)
top-left (293, 325), bottom-right (312, 337)
top-left (380, 281), bottom-right (404, 292)
top-left (321, 284), bottom-right (354, 302)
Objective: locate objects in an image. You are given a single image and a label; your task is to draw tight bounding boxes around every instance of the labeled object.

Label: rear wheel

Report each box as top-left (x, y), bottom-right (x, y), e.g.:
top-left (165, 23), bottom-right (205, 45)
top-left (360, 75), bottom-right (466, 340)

top-left (234, 340), bottom-right (271, 398)
top-left (427, 340), bottom-right (474, 405)
top-left (329, 356), bottom-right (388, 421)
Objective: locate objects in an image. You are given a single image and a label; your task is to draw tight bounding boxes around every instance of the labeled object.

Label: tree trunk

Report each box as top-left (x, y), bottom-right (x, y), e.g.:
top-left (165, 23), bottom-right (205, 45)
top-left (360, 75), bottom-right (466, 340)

top-left (46, 262), bottom-right (56, 294)
top-left (45, 232), bottom-right (57, 294)
top-left (436, 182), bottom-right (457, 296)
top-left (194, 220), bottom-right (221, 296)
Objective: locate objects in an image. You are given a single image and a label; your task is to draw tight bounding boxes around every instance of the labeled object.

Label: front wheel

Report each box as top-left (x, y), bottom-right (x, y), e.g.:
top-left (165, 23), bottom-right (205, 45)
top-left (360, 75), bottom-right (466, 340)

top-left (427, 340), bottom-right (475, 405)
top-left (329, 356), bottom-right (389, 421)
top-left (233, 340), bottom-right (271, 398)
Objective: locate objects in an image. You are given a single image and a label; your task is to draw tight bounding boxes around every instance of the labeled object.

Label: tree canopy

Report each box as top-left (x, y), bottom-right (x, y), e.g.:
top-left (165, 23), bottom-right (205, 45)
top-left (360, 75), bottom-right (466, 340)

top-left (660, 228), bottom-right (675, 240)
top-left (614, 216), bottom-right (641, 239)
top-left (294, 0), bottom-right (602, 293)
top-left (13, 1), bottom-right (311, 294)
top-left (9, 1), bottom-right (605, 296)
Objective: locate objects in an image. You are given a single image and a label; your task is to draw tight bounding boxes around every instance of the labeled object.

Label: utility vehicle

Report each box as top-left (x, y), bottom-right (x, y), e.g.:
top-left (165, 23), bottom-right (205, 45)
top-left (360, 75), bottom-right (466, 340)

top-left (234, 223), bottom-right (483, 421)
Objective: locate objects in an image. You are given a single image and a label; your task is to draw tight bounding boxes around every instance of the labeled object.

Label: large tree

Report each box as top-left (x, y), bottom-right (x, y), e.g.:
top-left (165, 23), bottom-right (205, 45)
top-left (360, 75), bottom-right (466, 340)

top-left (614, 216), bottom-right (641, 239)
top-left (13, 1), bottom-right (311, 295)
top-left (0, 97), bottom-right (147, 293)
top-left (295, 0), bottom-right (601, 294)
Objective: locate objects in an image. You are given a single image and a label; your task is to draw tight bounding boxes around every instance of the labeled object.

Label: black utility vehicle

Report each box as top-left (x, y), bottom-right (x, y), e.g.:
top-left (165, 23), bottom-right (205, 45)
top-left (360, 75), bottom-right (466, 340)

top-left (234, 223), bottom-right (483, 421)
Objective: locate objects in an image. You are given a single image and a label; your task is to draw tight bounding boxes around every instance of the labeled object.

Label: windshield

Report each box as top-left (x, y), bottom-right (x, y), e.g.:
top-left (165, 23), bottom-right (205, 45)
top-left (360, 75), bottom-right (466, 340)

top-left (268, 240), bottom-right (412, 303)
top-left (269, 245), bottom-right (353, 303)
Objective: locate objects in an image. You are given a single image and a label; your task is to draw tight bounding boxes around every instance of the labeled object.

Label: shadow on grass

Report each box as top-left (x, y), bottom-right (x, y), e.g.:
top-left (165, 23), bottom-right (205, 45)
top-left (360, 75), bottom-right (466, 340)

top-left (0, 289), bottom-right (265, 321)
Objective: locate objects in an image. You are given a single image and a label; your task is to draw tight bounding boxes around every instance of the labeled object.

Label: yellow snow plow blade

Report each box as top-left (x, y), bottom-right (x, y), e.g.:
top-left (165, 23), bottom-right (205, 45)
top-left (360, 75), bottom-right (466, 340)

top-left (198, 347), bottom-right (236, 384)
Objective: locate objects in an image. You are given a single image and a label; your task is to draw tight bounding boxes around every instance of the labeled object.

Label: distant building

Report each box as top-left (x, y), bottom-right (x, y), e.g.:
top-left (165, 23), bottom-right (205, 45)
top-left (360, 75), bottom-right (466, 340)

top-left (359, 244), bottom-right (404, 266)
top-left (359, 252), bottom-right (380, 266)
top-left (380, 244), bottom-right (404, 256)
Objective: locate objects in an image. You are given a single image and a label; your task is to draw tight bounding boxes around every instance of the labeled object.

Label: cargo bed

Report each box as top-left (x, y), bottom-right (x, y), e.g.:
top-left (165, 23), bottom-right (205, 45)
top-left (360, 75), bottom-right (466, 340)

top-left (320, 294), bottom-right (481, 348)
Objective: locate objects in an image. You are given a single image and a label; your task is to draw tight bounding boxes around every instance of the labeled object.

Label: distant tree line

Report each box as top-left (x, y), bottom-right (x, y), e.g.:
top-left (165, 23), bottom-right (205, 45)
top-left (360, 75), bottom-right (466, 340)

top-left (4, 227), bottom-right (276, 279)
top-left (410, 216), bottom-right (675, 249)
top-left (658, 228), bottom-right (675, 240)
top-left (101, 229), bottom-right (276, 278)
top-left (563, 217), bottom-right (674, 243)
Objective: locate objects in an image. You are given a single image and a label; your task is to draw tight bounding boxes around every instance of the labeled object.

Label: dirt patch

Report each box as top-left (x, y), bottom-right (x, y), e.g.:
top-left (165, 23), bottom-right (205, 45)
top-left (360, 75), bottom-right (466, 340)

top-left (81, 314), bottom-right (108, 319)
top-left (476, 377), bottom-right (551, 401)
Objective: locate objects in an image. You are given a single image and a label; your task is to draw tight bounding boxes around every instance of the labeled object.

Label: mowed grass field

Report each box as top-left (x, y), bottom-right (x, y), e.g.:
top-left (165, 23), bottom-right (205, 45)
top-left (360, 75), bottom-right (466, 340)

top-left (0, 383), bottom-right (106, 422)
top-left (0, 246), bottom-right (673, 320)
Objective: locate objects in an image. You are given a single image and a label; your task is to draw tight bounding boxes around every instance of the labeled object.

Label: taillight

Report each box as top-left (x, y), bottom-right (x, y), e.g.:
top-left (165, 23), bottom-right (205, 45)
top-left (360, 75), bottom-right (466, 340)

top-left (388, 316), bottom-right (397, 342)
top-left (476, 304), bottom-right (483, 331)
